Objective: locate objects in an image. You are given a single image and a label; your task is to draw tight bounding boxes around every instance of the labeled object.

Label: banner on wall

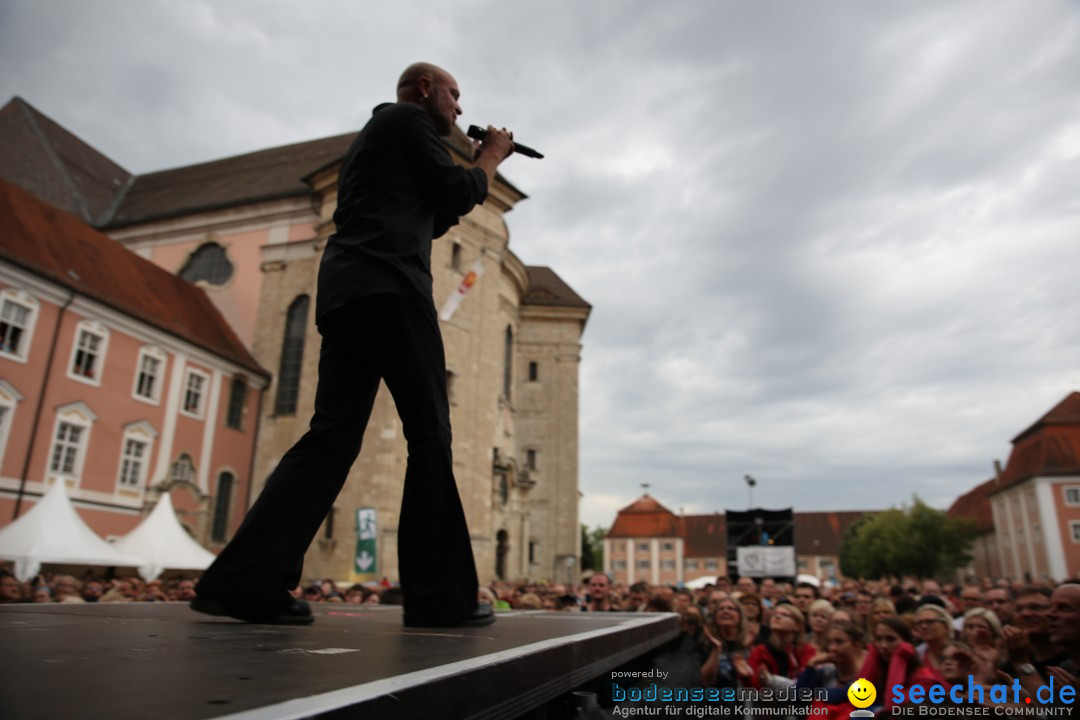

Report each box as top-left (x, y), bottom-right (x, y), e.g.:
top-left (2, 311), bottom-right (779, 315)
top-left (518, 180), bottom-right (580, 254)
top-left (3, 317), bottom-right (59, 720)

top-left (736, 546), bottom-right (796, 577)
top-left (354, 507), bottom-right (377, 577)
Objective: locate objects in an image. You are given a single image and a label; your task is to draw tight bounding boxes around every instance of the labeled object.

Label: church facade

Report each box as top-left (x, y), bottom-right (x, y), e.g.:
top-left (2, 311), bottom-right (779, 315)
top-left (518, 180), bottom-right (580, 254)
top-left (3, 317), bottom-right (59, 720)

top-left (0, 97), bottom-right (589, 585)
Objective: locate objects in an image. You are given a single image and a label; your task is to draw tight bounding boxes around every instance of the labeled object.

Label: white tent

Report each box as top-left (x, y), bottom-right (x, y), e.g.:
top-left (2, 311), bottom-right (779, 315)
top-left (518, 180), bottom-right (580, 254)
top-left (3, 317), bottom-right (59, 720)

top-left (0, 481), bottom-right (143, 581)
top-left (684, 575), bottom-right (719, 590)
top-left (111, 493), bottom-right (217, 581)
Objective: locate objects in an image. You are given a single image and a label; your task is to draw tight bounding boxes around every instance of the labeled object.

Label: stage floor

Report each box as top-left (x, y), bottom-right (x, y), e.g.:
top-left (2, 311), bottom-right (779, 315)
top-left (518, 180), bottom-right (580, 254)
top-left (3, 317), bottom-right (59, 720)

top-left (0, 603), bottom-right (677, 720)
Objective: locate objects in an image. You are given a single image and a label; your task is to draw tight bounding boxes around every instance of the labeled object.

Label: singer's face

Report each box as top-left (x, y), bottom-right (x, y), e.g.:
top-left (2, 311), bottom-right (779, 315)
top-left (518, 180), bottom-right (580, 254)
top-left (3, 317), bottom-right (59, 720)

top-left (426, 71), bottom-right (462, 137)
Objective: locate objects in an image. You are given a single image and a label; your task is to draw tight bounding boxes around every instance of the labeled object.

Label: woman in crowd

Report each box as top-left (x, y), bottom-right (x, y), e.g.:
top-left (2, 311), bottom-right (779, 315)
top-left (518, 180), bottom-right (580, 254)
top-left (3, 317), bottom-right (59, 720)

top-left (748, 603), bottom-right (816, 689)
top-left (798, 619), bottom-right (867, 691)
top-left (738, 592), bottom-right (769, 648)
top-left (859, 615), bottom-right (943, 714)
top-left (701, 596), bottom-right (753, 688)
top-left (914, 603), bottom-right (954, 673)
top-left (797, 620), bottom-right (869, 719)
top-left (871, 596), bottom-right (897, 625)
top-left (807, 599), bottom-right (835, 652)
top-left (961, 607), bottom-right (1003, 676)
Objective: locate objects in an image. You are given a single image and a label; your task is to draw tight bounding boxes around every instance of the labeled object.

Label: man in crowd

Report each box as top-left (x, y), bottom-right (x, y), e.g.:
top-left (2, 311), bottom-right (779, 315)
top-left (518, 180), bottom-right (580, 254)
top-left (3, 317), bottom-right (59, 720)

top-left (986, 586), bottom-right (1015, 626)
top-left (1002, 585), bottom-right (1066, 679)
top-left (792, 582), bottom-right (818, 615)
top-left (584, 573), bottom-right (614, 611)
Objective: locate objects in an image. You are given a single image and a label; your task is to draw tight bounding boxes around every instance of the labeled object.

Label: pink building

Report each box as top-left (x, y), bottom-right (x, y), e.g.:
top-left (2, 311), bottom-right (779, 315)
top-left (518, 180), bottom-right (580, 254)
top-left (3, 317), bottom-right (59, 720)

top-left (990, 393), bottom-right (1080, 581)
top-left (0, 180), bottom-right (268, 549)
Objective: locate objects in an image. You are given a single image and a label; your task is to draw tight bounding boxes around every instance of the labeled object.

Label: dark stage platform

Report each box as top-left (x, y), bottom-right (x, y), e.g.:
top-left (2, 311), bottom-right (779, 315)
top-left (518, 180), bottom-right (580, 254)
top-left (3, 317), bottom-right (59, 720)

top-left (0, 603), bottom-right (678, 720)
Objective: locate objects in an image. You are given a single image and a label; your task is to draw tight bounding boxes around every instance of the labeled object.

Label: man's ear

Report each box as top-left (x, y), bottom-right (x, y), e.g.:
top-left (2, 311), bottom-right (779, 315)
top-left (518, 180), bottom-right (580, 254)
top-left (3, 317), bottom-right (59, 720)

top-left (417, 74), bottom-right (433, 99)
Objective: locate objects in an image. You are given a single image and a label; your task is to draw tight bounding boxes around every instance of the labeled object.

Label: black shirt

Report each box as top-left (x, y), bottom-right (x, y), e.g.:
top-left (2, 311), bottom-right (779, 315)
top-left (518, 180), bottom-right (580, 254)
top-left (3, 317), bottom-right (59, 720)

top-left (316, 103), bottom-right (488, 324)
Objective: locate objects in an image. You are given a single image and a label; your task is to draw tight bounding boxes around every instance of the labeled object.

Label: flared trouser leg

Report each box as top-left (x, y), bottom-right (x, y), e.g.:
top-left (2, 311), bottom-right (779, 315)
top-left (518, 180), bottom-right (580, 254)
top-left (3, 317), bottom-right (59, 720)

top-left (198, 293), bottom-right (478, 621)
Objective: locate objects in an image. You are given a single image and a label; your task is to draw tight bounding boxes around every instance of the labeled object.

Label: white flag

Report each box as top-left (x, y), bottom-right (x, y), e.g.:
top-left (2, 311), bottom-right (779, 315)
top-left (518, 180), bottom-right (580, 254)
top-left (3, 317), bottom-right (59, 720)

top-left (439, 259), bottom-right (485, 320)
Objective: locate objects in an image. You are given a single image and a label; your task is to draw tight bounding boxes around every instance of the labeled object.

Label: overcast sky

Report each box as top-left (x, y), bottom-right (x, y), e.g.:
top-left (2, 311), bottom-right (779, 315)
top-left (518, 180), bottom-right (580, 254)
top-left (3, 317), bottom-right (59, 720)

top-left (2, 0), bottom-right (1079, 529)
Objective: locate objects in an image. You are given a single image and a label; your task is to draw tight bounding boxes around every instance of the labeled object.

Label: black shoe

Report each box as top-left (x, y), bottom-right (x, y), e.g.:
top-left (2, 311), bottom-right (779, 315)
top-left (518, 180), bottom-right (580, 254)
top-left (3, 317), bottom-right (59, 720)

top-left (190, 594), bottom-right (314, 626)
top-left (403, 602), bottom-right (496, 628)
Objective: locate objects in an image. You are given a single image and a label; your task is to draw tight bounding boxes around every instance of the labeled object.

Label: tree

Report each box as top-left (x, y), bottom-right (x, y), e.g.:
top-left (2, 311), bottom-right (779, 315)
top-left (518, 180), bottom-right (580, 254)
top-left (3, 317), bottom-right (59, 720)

top-left (581, 525), bottom-right (606, 572)
top-left (839, 496), bottom-right (977, 580)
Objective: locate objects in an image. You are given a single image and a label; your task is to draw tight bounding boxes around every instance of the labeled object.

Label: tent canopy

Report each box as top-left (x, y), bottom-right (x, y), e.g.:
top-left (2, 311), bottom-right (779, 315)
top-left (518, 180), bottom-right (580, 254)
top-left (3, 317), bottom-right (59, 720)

top-left (0, 481), bottom-right (143, 581)
top-left (111, 493), bottom-right (217, 581)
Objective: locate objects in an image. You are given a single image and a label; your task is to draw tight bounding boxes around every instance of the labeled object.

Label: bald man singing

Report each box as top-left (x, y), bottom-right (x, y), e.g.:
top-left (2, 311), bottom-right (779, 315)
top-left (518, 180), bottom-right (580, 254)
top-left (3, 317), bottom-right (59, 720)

top-left (192, 63), bottom-right (514, 627)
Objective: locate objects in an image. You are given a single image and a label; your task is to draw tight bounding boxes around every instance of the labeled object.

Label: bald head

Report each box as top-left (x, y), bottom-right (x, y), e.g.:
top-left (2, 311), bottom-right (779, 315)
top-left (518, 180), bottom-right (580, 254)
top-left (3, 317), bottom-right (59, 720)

top-left (396, 62), bottom-right (460, 136)
top-left (397, 63), bottom-right (449, 101)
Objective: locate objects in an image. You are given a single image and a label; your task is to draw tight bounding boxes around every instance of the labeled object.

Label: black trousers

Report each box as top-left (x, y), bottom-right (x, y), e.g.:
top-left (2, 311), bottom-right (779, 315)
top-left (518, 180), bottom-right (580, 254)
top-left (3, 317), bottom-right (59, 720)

top-left (198, 293), bottom-right (480, 622)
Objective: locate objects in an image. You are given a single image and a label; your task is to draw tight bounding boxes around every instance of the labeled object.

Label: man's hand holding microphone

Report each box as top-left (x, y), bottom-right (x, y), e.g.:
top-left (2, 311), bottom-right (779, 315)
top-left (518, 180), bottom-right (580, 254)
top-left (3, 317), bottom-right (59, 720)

top-left (471, 125), bottom-right (516, 188)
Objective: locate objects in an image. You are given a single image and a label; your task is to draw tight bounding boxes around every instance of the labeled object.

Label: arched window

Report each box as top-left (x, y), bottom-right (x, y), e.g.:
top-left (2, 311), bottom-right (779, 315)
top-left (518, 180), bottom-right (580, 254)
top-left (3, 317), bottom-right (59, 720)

top-left (275, 296), bottom-right (309, 415)
top-left (179, 243), bottom-right (233, 285)
top-left (503, 326), bottom-right (513, 399)
top-left (211, 472), bottom-right (234, 542)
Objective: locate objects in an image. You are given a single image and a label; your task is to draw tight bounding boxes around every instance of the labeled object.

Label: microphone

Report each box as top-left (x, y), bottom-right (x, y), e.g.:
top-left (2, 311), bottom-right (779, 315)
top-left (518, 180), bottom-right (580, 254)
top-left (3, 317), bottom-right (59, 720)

top-left (466, 125), bottom-right (544, 159)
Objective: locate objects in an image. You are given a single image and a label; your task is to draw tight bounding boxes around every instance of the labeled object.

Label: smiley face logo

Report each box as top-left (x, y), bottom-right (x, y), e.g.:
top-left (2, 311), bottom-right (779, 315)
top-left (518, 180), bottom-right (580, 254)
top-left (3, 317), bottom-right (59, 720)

top-left (847, 678), bottom-right (876, 709)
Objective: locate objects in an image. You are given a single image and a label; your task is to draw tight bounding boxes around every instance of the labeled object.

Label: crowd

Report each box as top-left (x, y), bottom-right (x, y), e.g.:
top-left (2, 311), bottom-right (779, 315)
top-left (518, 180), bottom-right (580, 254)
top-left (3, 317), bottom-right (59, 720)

top-left (4, 566), bottom-right (1077, 715)
top-left (560, 573), bottom-right (1080, 717)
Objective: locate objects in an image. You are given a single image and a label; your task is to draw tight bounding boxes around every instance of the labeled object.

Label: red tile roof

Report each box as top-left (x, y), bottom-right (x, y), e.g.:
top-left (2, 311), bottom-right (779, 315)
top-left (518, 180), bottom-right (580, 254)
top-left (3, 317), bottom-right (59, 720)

top-left (607, 494), bottom-right (682, 538)
top-left (0, 97), bottom-right (132, 225)
top-left (947, 477), bottom-right (996, 533)
top-left (681, 514), bottom-right (726, 557)
top-left (996, 392), bottom-right (1080, 491)
top-left (0, 179), bottom-right (266, 377)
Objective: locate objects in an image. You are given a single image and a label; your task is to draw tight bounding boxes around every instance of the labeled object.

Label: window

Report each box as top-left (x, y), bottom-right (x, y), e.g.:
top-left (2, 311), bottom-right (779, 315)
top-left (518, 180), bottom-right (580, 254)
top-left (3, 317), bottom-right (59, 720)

top-left (662, 542), bottom-right (674, 552)
top-left (133, 347), bottom-right (165, 403)
top-left (118, 439), bottom-right (147, 488)
top-left (637, 542), bottom-right (649, 552)
top-left (179, 242), bottom-right (233, 285)
top-left (0, 380), bottom-right (23, 470)
top-left (1065, 487), bottom-right (1080, 506)
top-left (528, 361), bottom-right (538, 382)
top-left (116, 422), bottom-right (156, 491)
top-left (1071, 521), bottom-right (1080, 544)
top-left (661, 560), bottom-right (675, 570)
top-left (685, 559), bottom-right (699, 570)
top-left (502, 326), bottom-right (513, 399)
top-left (705, 559), bottom-right (719, 570)
top-left (211, 472), bottom-right (234, 542)
top-left (68, 321), bottom-right (108, 385)
top-left (170, 454), bottom-right (196, 484)
top-left (51, 423), bottom-right (82, 475)
top-left (636, 560), bottom-right (650, 569)
top-left (0, 290), bottom-right (37, 360)
top-left (529, 541), bottom-right (537, 564)
top-left (275, 296), bottom-right (309, 415)
top-left (613, 560), bottom-right (627, 570)
top-left (47, 403), bottom-right (95, 483)
top-left (182, 369), bottom-right (208, 417)
top-left (225, 377), bottom-right (247, 429)
top-left (451, 242), bottom-right (462, 271)
top-left (526, 449), bottom-right (537, 470)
